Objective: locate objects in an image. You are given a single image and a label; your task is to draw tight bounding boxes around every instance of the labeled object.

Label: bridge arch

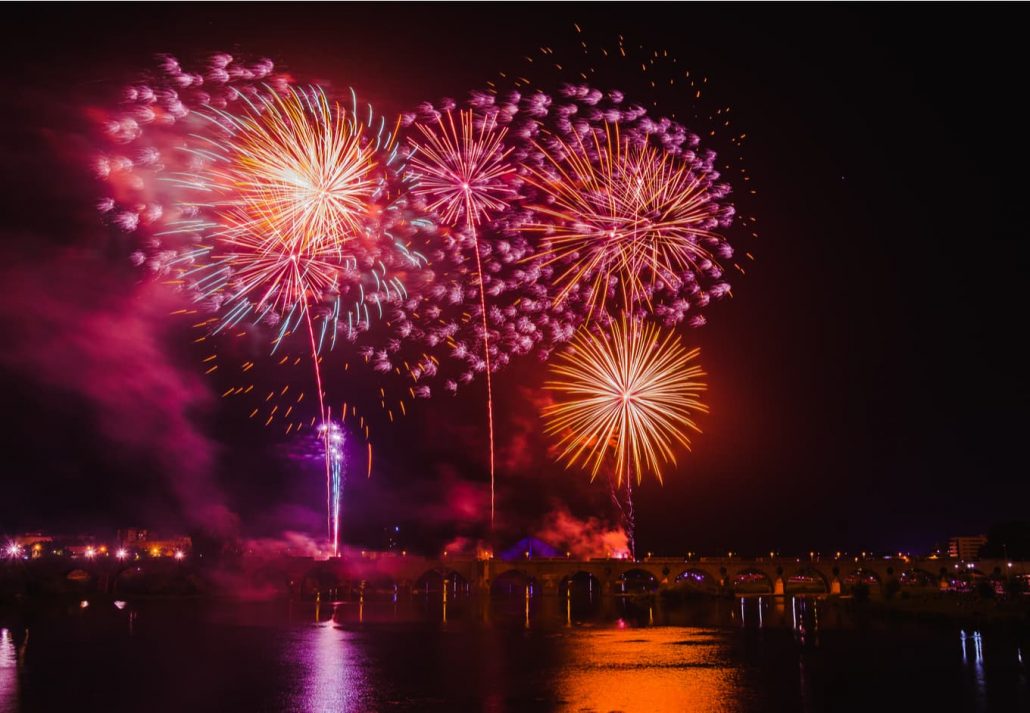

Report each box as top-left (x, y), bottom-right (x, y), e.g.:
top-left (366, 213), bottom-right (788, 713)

top-left (785, 567), bottom-right (829, 594)
top-left (415, 569), bottom-right (469, 595)
top-left (491, 569), bottom-right (535, 596)
top-left (559, 571), bottom-right (602, 597)
top-left (299, 565), bottom-right (345, 598)
top-left (617, 568), bottom-right (659, 594)
top-left (674, 568), bottom-right (721, 594)
top-left (65, 568), bottom-right (95, 583)
top-left (250, 565), bottom-right (294, 597)
top-left (733, 568), bottom-right (774, 594)
top-left (843, 568), bottom-right (881, 594)
top-left (947, 567), bottom-right (987, 592)
top-left (900, 568), bottom-right (938, 588)
top-left (361, 573), bottom-right (400, 595)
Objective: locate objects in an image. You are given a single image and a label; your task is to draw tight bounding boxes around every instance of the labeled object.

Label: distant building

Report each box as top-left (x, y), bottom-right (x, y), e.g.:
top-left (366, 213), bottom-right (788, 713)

top-left (13, 532), bottom-right (53, 548)
top-left (948, 535), bottom-right (987, 560)
top-left (117, 528), bottom-right (150, 545)
top-left (117, 528), bottom-right (191, 557)
top-left (12, 532), bottom-right (54, 558)
top-left (138, 537), bottom-right (192, 557)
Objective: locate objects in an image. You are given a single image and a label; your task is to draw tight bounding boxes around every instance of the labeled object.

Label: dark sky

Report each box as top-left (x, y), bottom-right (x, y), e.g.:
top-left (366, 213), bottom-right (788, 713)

top-left (1, 4), bottom-right (1026, 556)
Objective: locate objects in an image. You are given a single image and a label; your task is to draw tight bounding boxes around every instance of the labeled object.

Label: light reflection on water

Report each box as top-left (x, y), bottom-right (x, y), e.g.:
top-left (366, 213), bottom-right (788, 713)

top-left (0, 594), bottom-right (1027, 712)
top-left (555, 628), bottom-right (739, 713)
top-left (295, 603), bottom-right (369, 713)
top-left (961, 629), bottom-right (988, 712)
top-left (0, 629), bottom-right (17, 713)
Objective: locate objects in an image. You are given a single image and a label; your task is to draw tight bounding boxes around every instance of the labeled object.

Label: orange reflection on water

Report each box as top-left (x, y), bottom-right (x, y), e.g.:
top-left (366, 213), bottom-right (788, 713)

top-left (556, 627), bottom-right (738, 713)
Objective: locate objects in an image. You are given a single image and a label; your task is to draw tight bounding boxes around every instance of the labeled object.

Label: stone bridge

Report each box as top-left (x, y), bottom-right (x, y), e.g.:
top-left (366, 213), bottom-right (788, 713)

top-left (252, 554), bottom-right (1027, 599)
top-left (4, 554), bottom-right (1024, 599)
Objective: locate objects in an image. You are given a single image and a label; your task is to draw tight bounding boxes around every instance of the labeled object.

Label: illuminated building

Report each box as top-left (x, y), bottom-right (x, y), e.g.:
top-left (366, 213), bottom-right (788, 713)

top-left (948, 535), bottom-right (987, 560)
top-left (117, 528), bottom-right (191, 557)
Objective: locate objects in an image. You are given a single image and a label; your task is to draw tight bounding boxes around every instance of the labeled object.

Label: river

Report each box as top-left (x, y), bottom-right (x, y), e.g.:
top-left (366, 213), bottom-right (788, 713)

top-left (0, 594), bottom-right (1026, 712)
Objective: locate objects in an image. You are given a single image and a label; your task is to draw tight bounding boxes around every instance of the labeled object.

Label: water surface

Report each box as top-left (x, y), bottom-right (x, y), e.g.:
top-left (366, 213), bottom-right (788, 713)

top-left (0, 595), bottom-right (1026, 712)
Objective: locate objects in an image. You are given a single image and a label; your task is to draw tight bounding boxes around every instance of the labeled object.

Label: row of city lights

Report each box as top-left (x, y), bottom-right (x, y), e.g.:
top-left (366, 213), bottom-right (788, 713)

top-left (4, 544), bottom-right (185, 560)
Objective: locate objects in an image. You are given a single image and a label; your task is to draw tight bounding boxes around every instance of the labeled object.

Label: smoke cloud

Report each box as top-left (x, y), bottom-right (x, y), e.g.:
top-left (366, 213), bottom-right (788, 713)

top-left (0, 247), bottom-right (235, 535)
top-left (532, 502), bottom-right (630, 559)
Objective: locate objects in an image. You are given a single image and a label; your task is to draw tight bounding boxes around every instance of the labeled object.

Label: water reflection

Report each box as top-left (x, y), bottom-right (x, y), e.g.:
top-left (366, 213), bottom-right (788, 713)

top-left (556, 628), bottom-right (738, 713)
top-left (961, 629), bottom-right (988, 711)
top-left (0, 628), bottom-right (18, 713)
top-left (2, 592), bottom-right (1025, 712)
top-left (291, 602), bottom-right (370, 712)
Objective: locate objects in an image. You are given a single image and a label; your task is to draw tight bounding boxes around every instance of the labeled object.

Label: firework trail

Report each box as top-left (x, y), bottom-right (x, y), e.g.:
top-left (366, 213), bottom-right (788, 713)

top-left (541, 315), bottom-right (707, 555)
top-left (318, 419), bottom-right (347, 553)
top-left (408, 109), bottom-right (517, 530)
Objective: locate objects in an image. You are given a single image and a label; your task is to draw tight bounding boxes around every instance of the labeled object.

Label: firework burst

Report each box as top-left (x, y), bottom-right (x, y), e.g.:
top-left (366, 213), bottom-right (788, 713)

top-left (188, 86), bottom-right (378, 256)
top-left (542, 315), bottom-right (707, 487)
top-left (118, 73), bottom-right (410, 556)
top-left (525, 122), bottom-right (727, 320)
top-left (466, 78), bottom-right (737, 330)
top-left (409, 109), bottom-right (516, 225)
top-left (408, 109), bottom-right (518, 529)
top-left (182, 87), bottom-right (381, 556)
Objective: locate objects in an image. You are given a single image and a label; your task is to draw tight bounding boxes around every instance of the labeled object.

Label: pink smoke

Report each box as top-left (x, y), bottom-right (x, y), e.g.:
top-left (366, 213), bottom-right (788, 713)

top-left (0, 248), bottom-right (235, 535)
top-left (498, 385), bottom-right (552, 474)
top-left (241, 530), bottom-right (327, 559)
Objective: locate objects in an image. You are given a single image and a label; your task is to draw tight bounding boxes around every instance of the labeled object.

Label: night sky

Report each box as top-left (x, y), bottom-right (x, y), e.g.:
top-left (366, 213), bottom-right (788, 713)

top-left (1, 5), bottom-right (1026, 557)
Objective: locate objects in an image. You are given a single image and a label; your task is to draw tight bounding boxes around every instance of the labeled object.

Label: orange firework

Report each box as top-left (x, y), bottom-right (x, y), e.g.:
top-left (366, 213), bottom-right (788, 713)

top-left (525, 123), bottom-right (724, 320)
top-left (542, 316), bottom-right (707, 486)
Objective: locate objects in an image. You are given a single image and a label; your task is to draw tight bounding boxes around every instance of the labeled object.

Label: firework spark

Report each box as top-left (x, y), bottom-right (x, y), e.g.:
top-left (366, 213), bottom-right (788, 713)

top-left (317, 419), bottom-right (347, 553)
top-left (191, 86), bottom-right (378, 255)
top-left (542, 316), bottom-right (707, 486)
top-left (410, 109), bottom-right (516, 225)
top-left (525, 122), bottom-right (727, 320)
top-left (466, 80), bottom-right (736, 330)
top-left (409, 109), bottom-right (517, 529)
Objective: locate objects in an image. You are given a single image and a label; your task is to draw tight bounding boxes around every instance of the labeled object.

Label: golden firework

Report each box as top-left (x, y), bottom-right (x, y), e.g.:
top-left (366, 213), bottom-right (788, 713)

top-left (542, 316), bottom-right (707, 485)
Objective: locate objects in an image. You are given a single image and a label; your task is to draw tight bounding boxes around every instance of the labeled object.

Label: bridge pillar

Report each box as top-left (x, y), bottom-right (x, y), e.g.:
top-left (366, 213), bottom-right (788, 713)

top-left (478, 559), bottom-right (491, 594)
top-left (774, 577), bottom-right (785, 596)
top-left (540, 574), bottom-right (561, 594)
top-left (830, 578), bottom-right (841, 595)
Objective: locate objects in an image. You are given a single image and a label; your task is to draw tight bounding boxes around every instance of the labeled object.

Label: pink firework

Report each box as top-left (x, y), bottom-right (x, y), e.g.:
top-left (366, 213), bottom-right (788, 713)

top-left (408, 109), bottom-right (518, 530)
top-left (523, 121), bottom-right (730, 321)
top-left (469, 82), bottom-right (736, 328)
top-left (410, 109), bottom-right (517, 226)
top-left (391, 79), bottom-right (740, 396)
